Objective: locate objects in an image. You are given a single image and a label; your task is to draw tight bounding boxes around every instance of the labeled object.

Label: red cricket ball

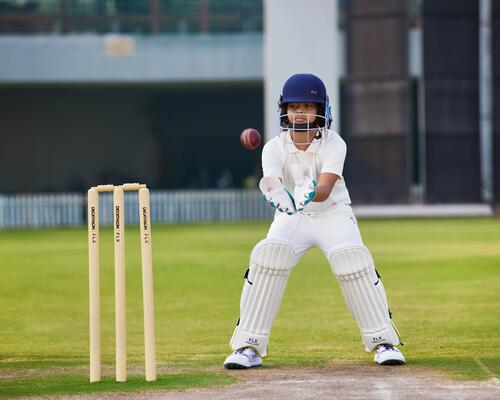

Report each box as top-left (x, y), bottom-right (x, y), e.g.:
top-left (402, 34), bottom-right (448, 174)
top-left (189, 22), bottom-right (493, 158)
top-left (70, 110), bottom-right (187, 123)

top-left (240, 128), bottom-right (262, 150)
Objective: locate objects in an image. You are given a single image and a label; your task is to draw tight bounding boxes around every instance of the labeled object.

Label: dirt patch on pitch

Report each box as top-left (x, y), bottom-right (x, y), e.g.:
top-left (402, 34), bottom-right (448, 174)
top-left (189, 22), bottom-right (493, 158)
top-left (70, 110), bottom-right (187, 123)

top-left (67, 364), bottom-right (500, 400)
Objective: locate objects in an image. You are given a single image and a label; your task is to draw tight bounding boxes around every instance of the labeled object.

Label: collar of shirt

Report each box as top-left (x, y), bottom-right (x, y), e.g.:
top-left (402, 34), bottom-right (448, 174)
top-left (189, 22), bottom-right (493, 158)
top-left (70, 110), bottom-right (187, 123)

top-left (285, 130), bottom-right (321, 154)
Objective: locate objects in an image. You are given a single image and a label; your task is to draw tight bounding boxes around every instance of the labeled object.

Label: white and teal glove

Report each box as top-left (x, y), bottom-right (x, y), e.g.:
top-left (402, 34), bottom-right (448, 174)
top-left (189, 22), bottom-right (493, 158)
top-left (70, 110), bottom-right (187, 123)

top-left (292, 164), bottom-right (317, 211)
top-left (259, 176), bottom-right (296, 215)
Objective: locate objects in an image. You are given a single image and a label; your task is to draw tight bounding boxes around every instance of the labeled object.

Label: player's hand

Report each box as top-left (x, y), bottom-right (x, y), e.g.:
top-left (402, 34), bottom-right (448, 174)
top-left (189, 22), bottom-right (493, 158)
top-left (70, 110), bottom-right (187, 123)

top-left (292, 164), bottom-right (316, 211)
top-left (259, 176), bottom-right (296, 215)
top-left (293, 180), bottom-right (316, 211)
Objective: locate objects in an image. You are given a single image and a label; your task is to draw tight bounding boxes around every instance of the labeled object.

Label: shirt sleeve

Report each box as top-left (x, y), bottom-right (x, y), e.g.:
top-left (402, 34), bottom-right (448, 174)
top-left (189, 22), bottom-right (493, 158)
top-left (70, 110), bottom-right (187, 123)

top-left (262, 140), bottom-right (284, 179)
top-left (320, 135), bottom-right (347, 179)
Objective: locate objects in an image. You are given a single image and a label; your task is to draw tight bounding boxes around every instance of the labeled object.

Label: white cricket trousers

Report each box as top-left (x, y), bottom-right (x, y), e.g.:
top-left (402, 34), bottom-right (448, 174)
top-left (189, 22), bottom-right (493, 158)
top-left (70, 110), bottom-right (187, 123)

top-left (267, 203), bottom-right (363, 262)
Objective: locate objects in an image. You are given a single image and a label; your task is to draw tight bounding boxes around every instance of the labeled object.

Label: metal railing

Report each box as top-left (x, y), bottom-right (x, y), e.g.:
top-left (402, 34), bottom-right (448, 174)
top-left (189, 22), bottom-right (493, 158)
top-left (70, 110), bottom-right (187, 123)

top-left (0, 189), bottom-right (273, 229)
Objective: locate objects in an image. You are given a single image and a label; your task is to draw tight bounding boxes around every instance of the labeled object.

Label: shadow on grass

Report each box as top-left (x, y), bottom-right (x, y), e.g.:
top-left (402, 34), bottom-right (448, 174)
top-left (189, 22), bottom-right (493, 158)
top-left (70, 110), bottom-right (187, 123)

top-left (412, 357), bottom-right (500, 381)
top-left (0, 372), bottom-right (236, 398)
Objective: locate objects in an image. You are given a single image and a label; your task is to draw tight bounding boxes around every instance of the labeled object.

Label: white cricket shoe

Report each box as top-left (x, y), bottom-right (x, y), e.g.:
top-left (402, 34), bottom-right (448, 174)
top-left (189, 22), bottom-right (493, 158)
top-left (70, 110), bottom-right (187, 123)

top-left (223, 347), bottom-right (262, 369)
top-left (374, 344), bottom-right (406, 365)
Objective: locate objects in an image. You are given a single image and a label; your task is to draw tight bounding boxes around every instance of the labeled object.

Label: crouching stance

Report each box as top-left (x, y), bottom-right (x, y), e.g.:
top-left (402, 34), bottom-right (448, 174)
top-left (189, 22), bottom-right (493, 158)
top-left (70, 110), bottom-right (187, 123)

top-left (224, 73), bottom-right (405, 369)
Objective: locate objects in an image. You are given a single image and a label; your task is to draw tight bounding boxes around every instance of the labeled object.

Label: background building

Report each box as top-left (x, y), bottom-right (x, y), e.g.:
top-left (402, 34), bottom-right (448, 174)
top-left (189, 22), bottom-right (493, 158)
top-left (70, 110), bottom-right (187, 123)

top-left (0, 0), bottom-right (264, 192)
top-left (0, 0), bottom-right (498, 212)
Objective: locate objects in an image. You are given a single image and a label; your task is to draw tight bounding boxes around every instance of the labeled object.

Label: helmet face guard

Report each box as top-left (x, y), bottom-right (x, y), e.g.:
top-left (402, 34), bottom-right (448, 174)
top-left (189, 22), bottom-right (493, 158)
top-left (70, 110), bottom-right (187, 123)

top-left (280, 114), bottom-right (328, 145)
top-left (279, 103), bottom-right (331, 128)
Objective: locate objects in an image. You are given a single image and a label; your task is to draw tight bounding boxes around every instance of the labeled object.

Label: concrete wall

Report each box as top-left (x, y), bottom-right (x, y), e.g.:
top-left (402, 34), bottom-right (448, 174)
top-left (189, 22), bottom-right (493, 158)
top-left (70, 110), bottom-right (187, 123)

top-left (0, 33), bottom-right (262, 83)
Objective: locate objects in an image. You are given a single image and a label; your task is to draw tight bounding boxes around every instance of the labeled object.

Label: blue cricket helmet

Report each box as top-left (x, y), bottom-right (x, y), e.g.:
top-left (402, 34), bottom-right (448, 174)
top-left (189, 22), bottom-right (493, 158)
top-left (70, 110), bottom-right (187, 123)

top-left (281, 73), bottom-right (327, 103)
top-left (279, 73), bottom-right (332, 129)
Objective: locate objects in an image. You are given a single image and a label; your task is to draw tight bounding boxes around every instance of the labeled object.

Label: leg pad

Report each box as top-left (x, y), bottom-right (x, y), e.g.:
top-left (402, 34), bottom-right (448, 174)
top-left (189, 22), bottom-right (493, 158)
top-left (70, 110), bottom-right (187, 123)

top-left (230, 240), bottom-right (295, 356)
top-left (329, 246), bottom-right (400, 352)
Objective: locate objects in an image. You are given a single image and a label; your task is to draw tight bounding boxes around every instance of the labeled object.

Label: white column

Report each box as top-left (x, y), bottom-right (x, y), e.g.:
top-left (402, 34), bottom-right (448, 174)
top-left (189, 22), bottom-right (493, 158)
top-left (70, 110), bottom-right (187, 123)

top-left (264, 0), bottom-right (341, 142)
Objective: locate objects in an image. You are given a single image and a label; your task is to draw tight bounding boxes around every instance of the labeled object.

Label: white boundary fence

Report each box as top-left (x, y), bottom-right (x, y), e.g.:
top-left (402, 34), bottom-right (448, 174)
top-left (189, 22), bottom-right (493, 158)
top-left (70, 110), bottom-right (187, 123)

top-left (0, 190), bottom-right (274, 229)
top-left (0, 190), bottom-right (493, 229)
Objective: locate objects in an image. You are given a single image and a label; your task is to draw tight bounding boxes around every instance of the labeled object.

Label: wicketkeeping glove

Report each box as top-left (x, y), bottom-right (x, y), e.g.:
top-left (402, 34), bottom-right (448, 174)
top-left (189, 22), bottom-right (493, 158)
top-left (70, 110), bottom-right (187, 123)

top-left (292, 164), bottom-right (317, 211)
top-left (259, 176), bottom-right (296, 215)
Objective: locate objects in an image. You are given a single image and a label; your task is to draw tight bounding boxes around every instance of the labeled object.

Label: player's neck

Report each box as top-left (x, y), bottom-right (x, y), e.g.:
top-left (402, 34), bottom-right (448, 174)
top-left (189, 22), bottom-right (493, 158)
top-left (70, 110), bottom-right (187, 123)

top-left (294, 143), bottom-right (310, 151)
top-left (292, 131), bottom-right (315, 151)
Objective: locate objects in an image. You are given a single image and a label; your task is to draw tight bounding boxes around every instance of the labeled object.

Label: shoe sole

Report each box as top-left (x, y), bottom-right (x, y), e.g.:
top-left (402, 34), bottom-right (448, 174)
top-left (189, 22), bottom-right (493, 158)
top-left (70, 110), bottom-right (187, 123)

top-left (379, 359), bottom-right (405, 365)
top-left (224, 363), bottom-right (262, 370)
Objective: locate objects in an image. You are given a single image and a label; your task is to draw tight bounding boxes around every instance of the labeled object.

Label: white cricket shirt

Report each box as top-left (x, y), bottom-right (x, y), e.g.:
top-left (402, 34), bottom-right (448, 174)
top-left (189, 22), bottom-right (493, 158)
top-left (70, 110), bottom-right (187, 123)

top-left (262, 129), bottom-right (351, 213)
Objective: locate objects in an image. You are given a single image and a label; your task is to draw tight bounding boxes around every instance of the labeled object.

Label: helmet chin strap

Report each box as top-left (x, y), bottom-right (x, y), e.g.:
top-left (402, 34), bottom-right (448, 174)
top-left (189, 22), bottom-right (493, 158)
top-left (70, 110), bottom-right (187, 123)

top-left (288, 123), bottom-right (314, 131)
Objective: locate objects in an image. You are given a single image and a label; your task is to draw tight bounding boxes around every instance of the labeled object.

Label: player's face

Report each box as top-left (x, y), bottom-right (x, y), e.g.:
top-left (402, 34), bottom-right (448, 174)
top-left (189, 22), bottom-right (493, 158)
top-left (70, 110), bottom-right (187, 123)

top-left (286, 103), bottom-right (318, 126)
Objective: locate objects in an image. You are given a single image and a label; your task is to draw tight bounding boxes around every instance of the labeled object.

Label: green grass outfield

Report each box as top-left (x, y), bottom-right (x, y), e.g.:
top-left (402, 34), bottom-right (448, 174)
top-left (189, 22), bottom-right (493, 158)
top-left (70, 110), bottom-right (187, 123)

top-left (0, 218), bottom-right (499, 397)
